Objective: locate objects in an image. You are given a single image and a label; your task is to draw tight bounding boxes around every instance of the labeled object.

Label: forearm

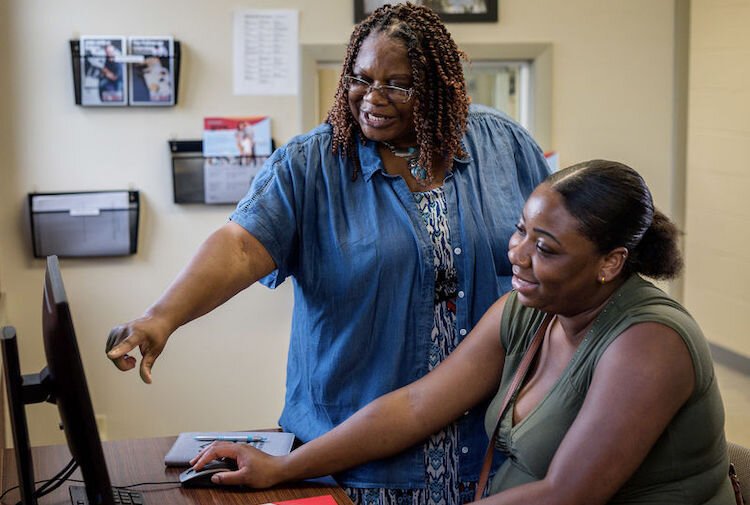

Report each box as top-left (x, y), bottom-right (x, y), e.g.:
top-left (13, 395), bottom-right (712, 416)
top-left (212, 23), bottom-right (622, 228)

top-left (475, 479), bottom-right (570, 505)
top-left (278, 388), bottom-right (440, 481)
top-left (476, 469), bottom-right (613, 505)
top-left (275, 300), bottom-right (509, 483)
top-left (145, 222), bottom-right (275, 333)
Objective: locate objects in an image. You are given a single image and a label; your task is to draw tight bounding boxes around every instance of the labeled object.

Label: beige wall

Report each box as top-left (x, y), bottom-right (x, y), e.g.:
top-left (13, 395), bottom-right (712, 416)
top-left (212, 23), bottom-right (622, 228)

top-left (684, 0), bottom-right (750, 357)
top-left (0, 0), bottom-right (687, 446)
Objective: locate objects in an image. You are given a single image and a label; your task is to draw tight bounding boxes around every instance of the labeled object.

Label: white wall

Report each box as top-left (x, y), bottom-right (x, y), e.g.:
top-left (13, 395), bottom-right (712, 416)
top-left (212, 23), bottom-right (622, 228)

top-left (0, 0), bottom-right (686, 446)
top-left (684, 0), bottom-right (750, 357)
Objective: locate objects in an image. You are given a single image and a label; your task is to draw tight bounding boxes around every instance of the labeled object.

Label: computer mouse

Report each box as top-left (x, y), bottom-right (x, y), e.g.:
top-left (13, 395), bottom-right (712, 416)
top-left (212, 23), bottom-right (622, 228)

top-left (179, 458), bottom-right (239, 487)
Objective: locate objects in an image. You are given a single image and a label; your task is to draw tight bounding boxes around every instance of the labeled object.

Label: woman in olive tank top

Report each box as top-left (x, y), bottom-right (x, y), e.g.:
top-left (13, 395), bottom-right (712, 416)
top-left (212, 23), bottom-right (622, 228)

top-left (190, 160), bottom-right (734, 504)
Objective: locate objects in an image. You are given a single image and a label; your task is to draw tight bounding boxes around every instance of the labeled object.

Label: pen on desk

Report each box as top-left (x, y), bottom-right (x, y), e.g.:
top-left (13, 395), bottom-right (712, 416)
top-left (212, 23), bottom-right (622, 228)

top-left (194, 435), bottom-right (268, 443)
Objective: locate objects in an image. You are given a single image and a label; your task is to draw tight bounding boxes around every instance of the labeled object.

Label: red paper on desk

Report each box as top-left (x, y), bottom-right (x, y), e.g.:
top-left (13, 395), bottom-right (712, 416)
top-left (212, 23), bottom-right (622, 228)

top-left (261, 496), bottom-right (338, 505)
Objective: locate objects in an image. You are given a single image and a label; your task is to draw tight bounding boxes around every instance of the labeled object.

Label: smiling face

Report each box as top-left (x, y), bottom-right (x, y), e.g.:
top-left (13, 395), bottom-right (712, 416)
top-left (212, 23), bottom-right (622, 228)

top-left (507, 183), bottom-right (612, 316)
top-left (348, 32), bottom-right (417, 146)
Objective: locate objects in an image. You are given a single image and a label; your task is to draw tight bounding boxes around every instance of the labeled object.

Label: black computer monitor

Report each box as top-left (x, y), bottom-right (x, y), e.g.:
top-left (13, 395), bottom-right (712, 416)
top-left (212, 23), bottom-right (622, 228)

top-left (1, 255), bottom-right (115, 505)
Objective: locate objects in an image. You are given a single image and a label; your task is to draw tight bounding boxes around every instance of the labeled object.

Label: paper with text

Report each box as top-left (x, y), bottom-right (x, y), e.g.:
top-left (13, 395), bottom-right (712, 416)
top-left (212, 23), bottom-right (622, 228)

top-left (233, 9), bottom-right (299, 96)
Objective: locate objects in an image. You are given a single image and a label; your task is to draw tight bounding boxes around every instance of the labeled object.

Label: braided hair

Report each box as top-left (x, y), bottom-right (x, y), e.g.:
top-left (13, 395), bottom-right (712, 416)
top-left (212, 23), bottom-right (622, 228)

top-left (327, 2), bottom-right (471, 181)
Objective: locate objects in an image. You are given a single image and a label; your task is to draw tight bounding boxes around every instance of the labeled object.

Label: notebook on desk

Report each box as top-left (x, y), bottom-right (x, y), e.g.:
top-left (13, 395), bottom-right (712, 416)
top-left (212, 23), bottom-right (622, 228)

top-left (164, 431), bottom-right (296, 466)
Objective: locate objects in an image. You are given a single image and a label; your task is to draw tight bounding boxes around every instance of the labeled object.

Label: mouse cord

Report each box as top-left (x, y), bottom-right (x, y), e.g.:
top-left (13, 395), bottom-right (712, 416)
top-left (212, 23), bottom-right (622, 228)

top-left (0, 457), bottom-right (78, 505)
top-left (0, 463), bottom-right (180, 505)
top-left (34, 458), bottom-right (79, 498)
top-left (68, 478), bottom-right (182, 490)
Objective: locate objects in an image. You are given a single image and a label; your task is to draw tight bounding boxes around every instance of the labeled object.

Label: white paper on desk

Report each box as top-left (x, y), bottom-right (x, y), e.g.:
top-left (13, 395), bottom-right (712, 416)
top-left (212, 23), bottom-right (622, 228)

top-left (164, 431), bottom-right (296, 466)
top-left (233, 9), bottom-right (299, 96)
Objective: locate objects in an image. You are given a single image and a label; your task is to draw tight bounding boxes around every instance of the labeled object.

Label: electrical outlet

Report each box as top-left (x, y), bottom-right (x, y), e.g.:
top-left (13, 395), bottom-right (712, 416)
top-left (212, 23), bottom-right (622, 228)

top-left (95, 414), bottom-right (108, 441)
top-left (0, 290), bottom-right (6, 325)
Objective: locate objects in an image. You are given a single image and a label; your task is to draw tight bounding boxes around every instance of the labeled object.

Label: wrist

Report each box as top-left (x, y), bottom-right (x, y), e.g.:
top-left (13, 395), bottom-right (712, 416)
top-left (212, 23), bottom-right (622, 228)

top-left (274, 453), bottom-right (297, 483)
top-left (275, 450), bottom-right (314, 485)
top-left (140, 308), bottom-right (178, 337)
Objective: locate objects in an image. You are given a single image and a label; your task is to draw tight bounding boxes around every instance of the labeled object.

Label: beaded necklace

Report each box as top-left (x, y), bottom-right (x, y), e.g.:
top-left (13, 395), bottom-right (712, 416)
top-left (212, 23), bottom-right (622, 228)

top-left (381, 141), bottom-right (429, 182)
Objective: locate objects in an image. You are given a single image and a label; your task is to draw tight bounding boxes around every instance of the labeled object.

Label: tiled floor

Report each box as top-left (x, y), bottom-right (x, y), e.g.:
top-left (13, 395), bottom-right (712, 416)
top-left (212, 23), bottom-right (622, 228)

top-left (715, 363), bottom-right (750, 447)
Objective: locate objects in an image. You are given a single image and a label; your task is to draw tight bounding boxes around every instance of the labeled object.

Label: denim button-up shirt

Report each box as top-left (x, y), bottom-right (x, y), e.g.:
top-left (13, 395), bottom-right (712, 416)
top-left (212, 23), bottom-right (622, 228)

top-left (229, 104), bottom-right (550, 488)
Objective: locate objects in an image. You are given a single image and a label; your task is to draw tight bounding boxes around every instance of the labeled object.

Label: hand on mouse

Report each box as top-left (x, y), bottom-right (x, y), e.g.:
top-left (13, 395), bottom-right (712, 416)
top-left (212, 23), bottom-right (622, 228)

top-left (189, 441), bottom-right (287, 488)
top-left (105, 315), bottom-right (172, 384)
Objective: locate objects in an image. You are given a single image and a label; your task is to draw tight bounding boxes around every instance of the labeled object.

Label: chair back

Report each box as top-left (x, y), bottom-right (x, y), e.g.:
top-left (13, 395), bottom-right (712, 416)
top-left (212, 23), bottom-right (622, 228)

top-left (728, 441), bottom-right (750, 503)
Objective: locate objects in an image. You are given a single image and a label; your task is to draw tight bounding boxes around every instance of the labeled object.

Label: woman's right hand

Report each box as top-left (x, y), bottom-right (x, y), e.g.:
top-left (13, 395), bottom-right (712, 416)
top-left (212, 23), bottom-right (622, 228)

top-left (104, 223), bottom-right (276, 384)
top-left (189, 441), bottom-right (289, 488)
top-left (105, 315), bottom-right (172, 384)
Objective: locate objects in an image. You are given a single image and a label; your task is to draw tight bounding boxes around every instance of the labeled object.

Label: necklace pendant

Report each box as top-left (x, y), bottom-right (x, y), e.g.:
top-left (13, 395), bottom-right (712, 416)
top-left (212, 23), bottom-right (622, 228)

top-left (408, 158), bottom-right (428, 182)
top-left (382, 141), bottom-right (428, 183)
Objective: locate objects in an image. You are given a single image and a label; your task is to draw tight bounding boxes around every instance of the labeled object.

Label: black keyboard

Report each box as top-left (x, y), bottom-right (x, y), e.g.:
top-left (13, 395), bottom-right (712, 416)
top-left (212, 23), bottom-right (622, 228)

top-left (69, 485), bottom-right (145, 505)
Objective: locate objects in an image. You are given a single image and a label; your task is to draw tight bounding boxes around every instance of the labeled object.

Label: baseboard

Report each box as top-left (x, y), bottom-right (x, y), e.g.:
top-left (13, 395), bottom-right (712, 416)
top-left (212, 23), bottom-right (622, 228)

top-left (710, 343), bottom-right (750, 376)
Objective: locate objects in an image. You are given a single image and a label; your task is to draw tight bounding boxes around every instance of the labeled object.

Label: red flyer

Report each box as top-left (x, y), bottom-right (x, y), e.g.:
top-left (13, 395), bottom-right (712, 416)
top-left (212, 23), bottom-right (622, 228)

top-left (261, 496), bottom-right (338, 505)
top-left (202, 116), bottom-right (272, 157)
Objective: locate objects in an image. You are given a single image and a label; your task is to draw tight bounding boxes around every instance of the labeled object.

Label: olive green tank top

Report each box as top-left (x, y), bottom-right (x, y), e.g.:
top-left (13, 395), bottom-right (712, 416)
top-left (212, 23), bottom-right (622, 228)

top-left (483, 275), bottom-right (734, 504)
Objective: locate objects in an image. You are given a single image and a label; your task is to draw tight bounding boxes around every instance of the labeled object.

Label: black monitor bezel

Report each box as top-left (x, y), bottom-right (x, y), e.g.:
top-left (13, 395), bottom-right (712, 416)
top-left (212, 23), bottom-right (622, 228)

top-left (0, 255), bottom-right (115, 505)
top-left (43, 255), bottom-right (114, 505)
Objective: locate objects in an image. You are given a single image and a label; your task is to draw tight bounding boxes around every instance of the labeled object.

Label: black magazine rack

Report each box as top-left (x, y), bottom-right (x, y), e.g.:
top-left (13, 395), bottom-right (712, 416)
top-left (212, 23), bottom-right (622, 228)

top-left (169, 140), bottom-right (272, 205)
top-left (70, 39), bottom-right (181, 107)
top-left (29, 190), bottom-right (140, 258)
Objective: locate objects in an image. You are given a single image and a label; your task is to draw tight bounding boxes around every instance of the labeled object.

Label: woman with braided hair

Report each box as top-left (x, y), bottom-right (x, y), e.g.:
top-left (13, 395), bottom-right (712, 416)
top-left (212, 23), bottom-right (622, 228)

top-left (329, 2), bottom-right (473, 189)
top-left (106, 4), bottom-right (549, 503)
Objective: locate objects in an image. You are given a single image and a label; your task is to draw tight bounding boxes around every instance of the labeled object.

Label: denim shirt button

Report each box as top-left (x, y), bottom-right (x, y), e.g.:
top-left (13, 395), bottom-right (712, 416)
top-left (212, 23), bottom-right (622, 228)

top-left (459, 328), bottom-right (467, 336)
top-left (454, 247), bottom-right (462, 255)
top-left (458, 291), bottom-right (465, 298)
top-left (461, 446), bottom-right (469, 454)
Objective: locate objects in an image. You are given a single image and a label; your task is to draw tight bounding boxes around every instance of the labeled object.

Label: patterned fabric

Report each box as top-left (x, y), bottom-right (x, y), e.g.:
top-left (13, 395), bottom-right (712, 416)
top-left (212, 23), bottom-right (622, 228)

top-left (345, 188), bottom-right (476, 505)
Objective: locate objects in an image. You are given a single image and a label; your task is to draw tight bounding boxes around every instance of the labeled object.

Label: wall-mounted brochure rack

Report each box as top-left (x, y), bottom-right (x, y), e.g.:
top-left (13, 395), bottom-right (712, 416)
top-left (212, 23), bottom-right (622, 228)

top-left (29, 190), bottom-right (140, 258)
top-left (70, 37), bottom-right (181, 107)
top-left (169, 140), bottom-right (271, 205)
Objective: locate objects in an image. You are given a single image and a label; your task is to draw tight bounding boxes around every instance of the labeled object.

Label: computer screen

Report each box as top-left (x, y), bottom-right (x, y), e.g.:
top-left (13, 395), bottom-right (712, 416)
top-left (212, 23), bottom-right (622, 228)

top-left (1, 255), bottom-right (116, 505)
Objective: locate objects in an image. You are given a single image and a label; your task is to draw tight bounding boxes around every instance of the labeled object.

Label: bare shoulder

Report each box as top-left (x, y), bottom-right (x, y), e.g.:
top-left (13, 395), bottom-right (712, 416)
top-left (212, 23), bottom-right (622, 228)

top-left (596, 321), bottom-right (695, 399)
top-left (605, 321), bottom-right (691, 363)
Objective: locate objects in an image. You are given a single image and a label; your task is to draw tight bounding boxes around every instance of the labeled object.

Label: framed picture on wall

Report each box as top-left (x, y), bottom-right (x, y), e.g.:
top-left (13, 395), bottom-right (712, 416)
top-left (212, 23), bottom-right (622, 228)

top-left (354, 0), bottom-right (498, 24)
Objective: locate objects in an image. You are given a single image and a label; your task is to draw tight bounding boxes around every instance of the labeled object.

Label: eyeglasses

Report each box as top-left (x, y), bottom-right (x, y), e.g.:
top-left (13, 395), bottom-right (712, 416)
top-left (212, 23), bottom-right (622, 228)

top-left (343, 75), bottom-right (414, 104)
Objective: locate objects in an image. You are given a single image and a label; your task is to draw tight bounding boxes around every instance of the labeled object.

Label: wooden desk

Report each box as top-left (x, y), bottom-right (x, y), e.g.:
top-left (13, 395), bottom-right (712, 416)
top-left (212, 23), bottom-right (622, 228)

top-left (1, 436), bottom-right (353, 505)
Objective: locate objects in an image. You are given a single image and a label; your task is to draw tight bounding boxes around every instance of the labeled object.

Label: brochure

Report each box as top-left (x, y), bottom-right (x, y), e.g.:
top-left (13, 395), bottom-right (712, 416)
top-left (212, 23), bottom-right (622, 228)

top-left (80, 36), bottom-right (128, 106)
top-left (202, 116), bottom-right (272, 158)
top-left (164, 431), bottom-right (295, 467)
top-left (128, 36), bottom-right (175, 106)
top-left (203, 156), bottom-right (266, 204)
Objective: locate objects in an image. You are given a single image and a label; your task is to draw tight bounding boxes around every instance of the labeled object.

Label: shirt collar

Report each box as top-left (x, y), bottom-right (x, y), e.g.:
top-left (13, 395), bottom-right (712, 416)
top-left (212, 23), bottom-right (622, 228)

top-left (357, 136), bottom-right (383, 182)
